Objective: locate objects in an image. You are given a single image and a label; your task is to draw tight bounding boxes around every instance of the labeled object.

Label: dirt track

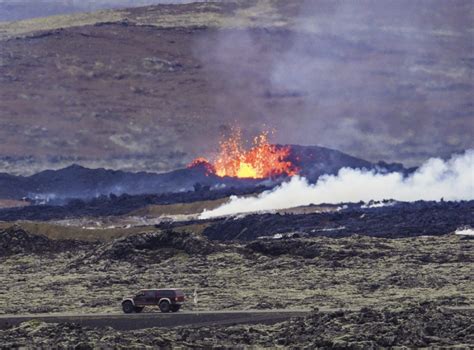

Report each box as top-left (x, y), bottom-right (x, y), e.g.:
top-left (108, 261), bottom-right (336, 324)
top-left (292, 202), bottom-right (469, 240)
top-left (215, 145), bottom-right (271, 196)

top-left (2, 304), bottom-right (472, 348)
top-left (0, 309), bottom-right (311, 330)
top-left (3, 307), bottom-right (471, 331)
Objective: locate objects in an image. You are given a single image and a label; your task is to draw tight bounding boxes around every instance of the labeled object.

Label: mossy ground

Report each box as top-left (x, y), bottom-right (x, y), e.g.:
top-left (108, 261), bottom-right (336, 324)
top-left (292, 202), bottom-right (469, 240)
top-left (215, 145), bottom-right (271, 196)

top-left (0, 234), bottom-right (471, 315)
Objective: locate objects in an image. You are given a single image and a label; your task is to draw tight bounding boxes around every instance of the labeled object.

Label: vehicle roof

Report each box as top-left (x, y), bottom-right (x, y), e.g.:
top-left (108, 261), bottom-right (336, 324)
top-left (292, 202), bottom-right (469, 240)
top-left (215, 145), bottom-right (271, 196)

top-left (139, 288), bottom-right (181, 291)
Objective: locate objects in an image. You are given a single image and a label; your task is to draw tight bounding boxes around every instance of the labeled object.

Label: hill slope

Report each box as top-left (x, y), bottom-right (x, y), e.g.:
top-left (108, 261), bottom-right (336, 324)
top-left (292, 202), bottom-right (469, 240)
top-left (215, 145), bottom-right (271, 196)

top-left (0, 1), bottom-right (472, 175)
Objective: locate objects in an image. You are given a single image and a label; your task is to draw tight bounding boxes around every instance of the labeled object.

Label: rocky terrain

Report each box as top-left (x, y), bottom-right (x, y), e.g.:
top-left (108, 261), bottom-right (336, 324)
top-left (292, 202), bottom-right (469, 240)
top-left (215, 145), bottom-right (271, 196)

top-left (0, 162), bottom-right (265, 201)
top-left (1, 303), bottom-right (473, 348)
top-left (200, 200), bottom-right (474, 240)
top-left (0, 184), bottom-right (269, 220)
top-left (0, 226), bottom-right (472, 315)
top-left (0, 224), bottom-right (472, 347)
top-left (0, 1), bottom-right (472, 348)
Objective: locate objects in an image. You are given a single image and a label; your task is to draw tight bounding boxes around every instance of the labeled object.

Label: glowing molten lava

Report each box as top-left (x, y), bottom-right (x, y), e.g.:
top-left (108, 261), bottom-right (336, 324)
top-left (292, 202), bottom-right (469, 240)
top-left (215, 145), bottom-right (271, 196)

top-left (189, 128), bottom-right (298, 179)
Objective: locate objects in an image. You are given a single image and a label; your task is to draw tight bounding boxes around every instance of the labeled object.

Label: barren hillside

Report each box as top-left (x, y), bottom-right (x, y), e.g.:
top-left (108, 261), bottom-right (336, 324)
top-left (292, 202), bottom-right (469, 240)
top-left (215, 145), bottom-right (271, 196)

top-left (0, 1), bottom-right (472, 174)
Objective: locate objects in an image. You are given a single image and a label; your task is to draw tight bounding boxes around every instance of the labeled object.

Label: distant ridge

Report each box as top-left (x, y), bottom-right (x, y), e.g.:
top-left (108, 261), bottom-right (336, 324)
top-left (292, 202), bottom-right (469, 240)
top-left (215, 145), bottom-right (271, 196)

top-left (0, 145), bottom-right (410, 201)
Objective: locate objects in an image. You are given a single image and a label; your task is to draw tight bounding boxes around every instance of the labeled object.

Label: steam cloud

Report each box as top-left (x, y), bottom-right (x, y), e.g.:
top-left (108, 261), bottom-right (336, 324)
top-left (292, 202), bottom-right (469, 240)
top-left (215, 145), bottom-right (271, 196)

top-left (200, 150), bottom-right (474, 219)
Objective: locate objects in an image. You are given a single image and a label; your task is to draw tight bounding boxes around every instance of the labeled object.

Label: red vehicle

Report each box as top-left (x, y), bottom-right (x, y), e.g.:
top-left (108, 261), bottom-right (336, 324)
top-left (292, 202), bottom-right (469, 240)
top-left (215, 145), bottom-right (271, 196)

top-left (122, 289), bottom-right (185, 313)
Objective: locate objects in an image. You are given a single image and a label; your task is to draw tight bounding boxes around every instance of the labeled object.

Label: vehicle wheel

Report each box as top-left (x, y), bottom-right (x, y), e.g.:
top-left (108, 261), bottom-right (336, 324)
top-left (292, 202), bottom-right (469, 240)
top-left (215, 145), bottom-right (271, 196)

top-left (134, 306), bottom-right (144, 313)
top-left (122, 301), bottom-right (134, 314)
top-left (171, 305), bottom-right (180, 312)
top-left (159, 300), bottom-right (171, 313)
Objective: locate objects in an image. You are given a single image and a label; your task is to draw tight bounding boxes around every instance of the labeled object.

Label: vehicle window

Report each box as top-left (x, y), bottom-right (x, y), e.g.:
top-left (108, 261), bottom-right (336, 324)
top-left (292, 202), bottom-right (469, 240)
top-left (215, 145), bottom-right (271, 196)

top-left (145, 290), bottom-right (155, 297)
top-left (159, 290), bottom-right (175, 298)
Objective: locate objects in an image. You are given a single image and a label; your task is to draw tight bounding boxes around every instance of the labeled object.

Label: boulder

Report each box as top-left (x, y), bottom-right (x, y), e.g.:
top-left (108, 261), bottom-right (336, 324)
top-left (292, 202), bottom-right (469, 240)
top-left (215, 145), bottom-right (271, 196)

top-left (98, 230), bottom-right (217, 261)
top-left (0, 226), bottom-right (53, 256)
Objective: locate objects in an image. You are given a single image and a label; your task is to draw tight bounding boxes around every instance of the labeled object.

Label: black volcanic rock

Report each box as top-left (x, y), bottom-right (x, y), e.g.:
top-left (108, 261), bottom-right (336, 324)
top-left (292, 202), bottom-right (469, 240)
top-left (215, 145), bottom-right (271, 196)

top-left (285, 144), bottom-right (415, 180)
top-left (0, 226), bottom-right (90, 256)
top-left (0, 185), bottom-right (271, 221)
top-left (171, 302), bottom-right (474, 348)
top-left (270, 302), bottom-right (474, 348)
top-left (202, 201), bottom-right (474, 241)
top-left (0, 226), bottom-right (52, 256)
top-left (0, 303), bottom-right (471, 348)
top-left (285, 144), bottom-right (374, 180)
top-left (246, 239), bottom-right (322, 259)
top-left (0, 173), bottom-right (29, 198)
top-left (0, 163), bottom-right (263, 201)
top-left (94, 230), bottom-right (217, 262)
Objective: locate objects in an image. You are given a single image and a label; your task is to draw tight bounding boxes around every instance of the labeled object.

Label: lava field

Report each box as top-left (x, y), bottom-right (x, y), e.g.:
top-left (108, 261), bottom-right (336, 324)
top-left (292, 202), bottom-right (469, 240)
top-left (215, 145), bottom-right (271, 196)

top-left (198, 201), bottom-right (474, 241)
top-left (1, 1), bottom-right (473, 348)
top-left (0, 225), bottom-right (473, 348)
top-left (0, 185), bottom-right (270, 221)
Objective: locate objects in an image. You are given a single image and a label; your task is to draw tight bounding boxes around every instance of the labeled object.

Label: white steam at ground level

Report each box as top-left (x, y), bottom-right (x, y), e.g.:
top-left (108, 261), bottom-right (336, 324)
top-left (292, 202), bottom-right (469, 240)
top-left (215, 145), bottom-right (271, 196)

top-left (200, 150), bottom-right (474, 219)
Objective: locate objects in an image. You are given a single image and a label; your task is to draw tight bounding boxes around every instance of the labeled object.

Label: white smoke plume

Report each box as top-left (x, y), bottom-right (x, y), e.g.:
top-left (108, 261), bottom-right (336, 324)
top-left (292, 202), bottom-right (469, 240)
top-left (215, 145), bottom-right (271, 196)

top-left (200, 150), bottom-right (474, 219)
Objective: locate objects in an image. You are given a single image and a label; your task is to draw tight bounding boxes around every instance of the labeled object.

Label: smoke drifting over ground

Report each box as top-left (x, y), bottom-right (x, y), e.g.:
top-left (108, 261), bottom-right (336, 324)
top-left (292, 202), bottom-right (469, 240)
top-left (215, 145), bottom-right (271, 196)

top-left (200, 150), bottom-right (474, 218)
top-left (195, 0), bottom-right (473, 166)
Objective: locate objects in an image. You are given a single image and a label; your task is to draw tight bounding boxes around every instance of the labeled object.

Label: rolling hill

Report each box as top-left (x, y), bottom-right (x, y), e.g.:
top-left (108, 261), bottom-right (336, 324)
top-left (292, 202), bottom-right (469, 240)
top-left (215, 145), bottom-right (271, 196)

top-left (0, 1), bottom-right (472, 175)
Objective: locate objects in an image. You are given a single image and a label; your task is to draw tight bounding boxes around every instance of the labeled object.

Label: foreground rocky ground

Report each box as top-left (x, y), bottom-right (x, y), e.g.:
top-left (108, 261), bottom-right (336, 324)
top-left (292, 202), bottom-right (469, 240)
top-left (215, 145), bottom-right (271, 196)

top-left (0, 226), bottom-right (472, 315)
top-left (0, 224), bottom-right (473, 348)
top-left (1, 303), bottom-right (472, 348)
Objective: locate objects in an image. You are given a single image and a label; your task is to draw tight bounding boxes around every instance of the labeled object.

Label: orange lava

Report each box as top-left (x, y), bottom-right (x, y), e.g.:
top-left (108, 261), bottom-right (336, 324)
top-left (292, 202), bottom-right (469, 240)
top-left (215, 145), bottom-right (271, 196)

top-left (189, 128), bottom-right (298, 179)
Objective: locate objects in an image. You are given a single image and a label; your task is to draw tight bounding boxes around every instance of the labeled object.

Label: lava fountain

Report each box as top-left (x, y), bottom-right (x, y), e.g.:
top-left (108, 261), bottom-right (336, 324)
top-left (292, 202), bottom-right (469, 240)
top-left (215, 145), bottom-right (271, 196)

top-left (188, 128), bottom-right (298, 179)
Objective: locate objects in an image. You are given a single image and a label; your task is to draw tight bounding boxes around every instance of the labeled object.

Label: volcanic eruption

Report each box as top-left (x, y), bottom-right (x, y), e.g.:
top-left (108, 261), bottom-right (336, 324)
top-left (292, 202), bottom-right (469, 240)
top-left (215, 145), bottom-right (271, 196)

top-left (188, 128), bottom-right (298, 179)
